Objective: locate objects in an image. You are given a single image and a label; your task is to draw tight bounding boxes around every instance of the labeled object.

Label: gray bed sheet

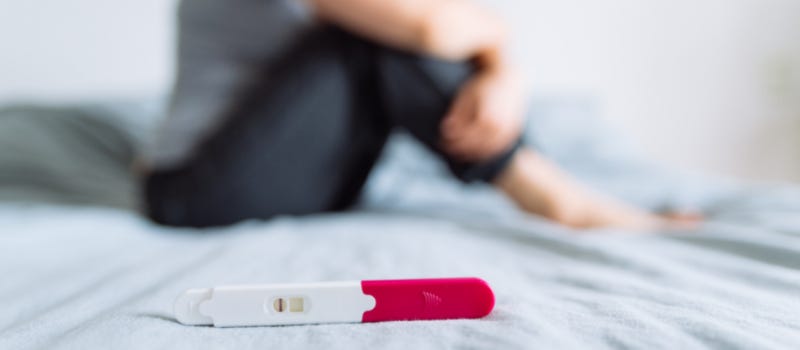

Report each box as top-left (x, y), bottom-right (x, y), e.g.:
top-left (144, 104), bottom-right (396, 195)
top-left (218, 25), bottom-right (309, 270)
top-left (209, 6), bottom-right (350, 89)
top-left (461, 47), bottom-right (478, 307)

top-left (1, 99), bottom-right (799, 349)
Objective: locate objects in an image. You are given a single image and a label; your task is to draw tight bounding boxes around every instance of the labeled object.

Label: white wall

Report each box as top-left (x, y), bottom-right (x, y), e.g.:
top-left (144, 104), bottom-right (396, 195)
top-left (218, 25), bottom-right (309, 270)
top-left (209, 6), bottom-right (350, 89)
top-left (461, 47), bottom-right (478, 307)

top-left (1, 0), bottom-right (799, 182)
top-left (498, 0), bottom-right (800, 182)
top-left (0, 0), bottom-right (175, 102)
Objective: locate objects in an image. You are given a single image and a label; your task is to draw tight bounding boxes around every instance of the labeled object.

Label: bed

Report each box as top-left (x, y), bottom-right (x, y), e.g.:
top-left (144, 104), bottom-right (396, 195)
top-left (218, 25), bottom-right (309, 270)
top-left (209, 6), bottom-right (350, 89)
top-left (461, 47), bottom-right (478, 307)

top-left (1, 98), bottom-right (799, 349)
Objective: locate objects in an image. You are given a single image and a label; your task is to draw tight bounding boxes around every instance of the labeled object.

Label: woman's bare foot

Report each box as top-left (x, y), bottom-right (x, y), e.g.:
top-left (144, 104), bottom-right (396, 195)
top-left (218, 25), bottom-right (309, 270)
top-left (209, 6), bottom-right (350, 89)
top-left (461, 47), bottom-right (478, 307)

top-left (494, 149), bottom-right (696, 230)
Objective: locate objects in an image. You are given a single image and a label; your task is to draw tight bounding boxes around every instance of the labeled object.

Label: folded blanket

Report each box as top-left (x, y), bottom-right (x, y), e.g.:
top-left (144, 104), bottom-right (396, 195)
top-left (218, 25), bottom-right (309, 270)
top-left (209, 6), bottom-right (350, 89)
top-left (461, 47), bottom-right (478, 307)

top-left (0, 104), bottom-right (140, 208)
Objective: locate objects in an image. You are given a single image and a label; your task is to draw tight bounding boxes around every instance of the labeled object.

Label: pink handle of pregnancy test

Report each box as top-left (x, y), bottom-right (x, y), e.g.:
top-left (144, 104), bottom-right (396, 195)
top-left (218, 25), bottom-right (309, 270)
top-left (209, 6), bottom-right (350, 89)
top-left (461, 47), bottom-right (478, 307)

top-left (360, 277), bottom-right (495, 322)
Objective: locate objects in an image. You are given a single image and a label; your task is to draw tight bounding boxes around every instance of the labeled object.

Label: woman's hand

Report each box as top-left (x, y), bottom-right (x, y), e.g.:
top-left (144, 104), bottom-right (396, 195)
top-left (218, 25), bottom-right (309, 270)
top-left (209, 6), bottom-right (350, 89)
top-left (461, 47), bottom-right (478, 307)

top-left (440, 65), bottom-right (527, 161)
top-left (311, 0), bottom-right (525, 161)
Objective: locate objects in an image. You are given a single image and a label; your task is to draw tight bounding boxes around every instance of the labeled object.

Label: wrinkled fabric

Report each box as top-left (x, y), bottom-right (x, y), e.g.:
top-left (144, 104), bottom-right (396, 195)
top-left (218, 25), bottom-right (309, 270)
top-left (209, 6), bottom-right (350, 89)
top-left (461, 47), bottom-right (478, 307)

top-left (0, 98), bottom-right (798, 349)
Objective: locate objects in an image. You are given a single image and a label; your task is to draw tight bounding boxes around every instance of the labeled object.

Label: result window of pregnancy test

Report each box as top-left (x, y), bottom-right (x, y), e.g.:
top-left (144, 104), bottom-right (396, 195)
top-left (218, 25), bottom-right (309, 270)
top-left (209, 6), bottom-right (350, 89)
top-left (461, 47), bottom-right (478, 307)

top-left (272, 297), bottom-right (305, 313)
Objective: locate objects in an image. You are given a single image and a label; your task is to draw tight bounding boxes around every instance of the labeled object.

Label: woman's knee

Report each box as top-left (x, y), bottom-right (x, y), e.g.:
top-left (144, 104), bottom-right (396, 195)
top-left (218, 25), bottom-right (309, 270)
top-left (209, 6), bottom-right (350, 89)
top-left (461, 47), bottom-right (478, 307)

top-left (377, 50), bottom-right (474, 101)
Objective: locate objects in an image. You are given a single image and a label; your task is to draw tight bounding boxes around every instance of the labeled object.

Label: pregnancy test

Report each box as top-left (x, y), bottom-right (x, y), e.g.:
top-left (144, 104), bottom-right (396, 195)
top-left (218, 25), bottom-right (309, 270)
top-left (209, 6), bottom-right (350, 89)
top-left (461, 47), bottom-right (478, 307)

top-left (174, 277), bottom-right (494, 327)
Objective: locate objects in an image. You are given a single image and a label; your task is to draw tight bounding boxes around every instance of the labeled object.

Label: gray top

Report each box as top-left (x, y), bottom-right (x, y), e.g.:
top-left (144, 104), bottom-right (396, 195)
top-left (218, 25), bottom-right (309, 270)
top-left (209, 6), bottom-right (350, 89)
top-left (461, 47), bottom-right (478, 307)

top-left (147, 0), bottom-right (312, 168)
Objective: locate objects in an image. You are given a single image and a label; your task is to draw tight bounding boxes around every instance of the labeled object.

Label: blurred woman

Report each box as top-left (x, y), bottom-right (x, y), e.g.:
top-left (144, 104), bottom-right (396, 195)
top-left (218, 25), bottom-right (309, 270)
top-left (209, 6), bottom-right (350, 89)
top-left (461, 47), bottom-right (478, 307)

top-left (141, 0), bottom-right (682, 229)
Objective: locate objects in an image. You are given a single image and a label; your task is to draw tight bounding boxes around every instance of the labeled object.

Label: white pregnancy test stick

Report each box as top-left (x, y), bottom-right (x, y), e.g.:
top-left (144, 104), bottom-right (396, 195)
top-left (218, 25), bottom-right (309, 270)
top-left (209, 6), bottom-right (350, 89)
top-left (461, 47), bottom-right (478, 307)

top-left (174, 278), bottom-right (494, 327)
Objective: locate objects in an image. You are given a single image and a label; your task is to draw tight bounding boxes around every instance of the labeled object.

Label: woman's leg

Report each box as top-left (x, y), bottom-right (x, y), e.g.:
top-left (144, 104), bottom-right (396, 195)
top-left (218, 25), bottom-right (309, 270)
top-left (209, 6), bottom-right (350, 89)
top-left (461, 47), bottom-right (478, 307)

top-left (145, 26), bottom-right (523, 227)
top-left (145, 28), bottom-right (391, 227)
top-left (374, 49), bottom-right (521, 182)
top-left (495, 149), bottom-right (671, 229)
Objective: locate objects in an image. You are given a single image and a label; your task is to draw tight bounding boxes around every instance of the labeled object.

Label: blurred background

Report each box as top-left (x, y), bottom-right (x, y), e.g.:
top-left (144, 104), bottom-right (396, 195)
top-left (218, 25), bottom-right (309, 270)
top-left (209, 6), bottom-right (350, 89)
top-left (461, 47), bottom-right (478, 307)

top-left (1, 0), bottom-right (798, 182)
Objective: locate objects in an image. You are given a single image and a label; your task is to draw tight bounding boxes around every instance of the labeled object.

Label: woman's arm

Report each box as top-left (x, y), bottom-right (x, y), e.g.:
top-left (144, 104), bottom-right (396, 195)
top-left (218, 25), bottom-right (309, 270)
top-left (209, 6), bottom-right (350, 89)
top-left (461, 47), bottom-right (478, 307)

top-left (308, 0), bottom-right (507, 65)
top-left (309, 0), bottom-right (524, 161)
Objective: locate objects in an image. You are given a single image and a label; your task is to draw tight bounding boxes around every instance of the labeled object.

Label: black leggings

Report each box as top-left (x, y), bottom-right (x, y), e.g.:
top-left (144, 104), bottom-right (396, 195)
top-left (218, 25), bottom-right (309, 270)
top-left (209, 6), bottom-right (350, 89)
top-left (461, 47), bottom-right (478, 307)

top-left (144, 27), bottom-right (522, 227)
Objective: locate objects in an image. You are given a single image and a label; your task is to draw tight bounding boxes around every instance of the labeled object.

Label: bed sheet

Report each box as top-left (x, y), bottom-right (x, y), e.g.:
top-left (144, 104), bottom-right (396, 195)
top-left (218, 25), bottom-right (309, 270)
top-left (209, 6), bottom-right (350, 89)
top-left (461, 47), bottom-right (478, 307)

top-left (1, 99), bottom-right (799, 349)
top-left (1, 184), bottom-right (799, 350)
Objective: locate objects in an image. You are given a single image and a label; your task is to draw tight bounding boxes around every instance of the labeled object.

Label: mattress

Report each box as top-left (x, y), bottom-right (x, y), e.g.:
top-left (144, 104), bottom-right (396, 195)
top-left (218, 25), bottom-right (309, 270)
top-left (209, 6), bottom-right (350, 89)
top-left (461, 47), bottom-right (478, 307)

top-left (1, 99), bottom-right (799, 349)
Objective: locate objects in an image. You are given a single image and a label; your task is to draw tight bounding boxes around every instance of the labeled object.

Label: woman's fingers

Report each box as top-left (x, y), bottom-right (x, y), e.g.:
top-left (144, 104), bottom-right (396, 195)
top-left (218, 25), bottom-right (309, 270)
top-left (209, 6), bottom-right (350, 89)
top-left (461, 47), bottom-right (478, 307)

top-left (443, 104), bottom-right (518, 160)
top-left (442, 113), bottom-right (505, 160)
top-left (441, 88), bottom-right (474, 139)
top-left (441, 90), bottom-right (482, 158)
top-left (441, 129), bottom-right (484, 159)
top-left (440, 69), bottom-right (525, 161)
